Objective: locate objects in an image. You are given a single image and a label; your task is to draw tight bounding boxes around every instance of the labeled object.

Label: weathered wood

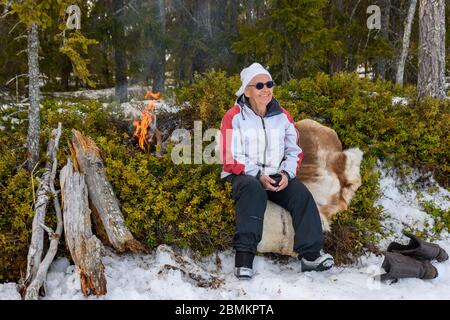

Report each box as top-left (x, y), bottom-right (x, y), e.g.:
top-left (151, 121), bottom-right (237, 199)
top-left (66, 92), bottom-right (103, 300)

top-left (60, 159), bottom-right (107, 297)
top-left (70, 129), bottom-right (145, 253)
top-left (24, 123), bottom-right (63, 300)
top-left (156, 245), bottom-right (224, 289)
top-left (23, 123), bottom-right (62, 297)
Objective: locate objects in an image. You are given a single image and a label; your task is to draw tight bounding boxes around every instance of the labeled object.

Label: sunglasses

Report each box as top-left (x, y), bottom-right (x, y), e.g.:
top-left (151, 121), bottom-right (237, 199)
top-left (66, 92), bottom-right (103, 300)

top-left (247, 81), bottom-right (275, 90)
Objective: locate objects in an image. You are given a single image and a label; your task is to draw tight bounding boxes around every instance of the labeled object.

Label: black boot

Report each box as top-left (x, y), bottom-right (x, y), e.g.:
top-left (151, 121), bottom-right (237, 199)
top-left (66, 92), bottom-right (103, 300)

top-left (234, 251), bottom-right (255, 280)
top-left (380, 252), bottom-right (438, 282)
top-left (387, 232), bottom-right (449, 262)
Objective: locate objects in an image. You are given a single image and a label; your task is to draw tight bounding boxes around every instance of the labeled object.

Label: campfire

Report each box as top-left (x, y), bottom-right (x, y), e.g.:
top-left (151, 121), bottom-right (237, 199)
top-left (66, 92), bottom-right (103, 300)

top-left (132, 90), bottom-right (162, 155)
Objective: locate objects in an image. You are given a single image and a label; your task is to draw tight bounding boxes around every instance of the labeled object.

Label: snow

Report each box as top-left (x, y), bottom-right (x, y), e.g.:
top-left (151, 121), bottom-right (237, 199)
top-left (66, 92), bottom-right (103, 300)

top-left (47, 85), bottom-right (148, 100)
top-left (1, 166), bottom-right (449, 300)
top-left (392, 96), bottom-right (409, 106)
top-left (376, 165), bottom-right (450, 248)
top-left (0, 284), bottom-right (21, 300)
top-left (116, 100), bottom-right (181, 120)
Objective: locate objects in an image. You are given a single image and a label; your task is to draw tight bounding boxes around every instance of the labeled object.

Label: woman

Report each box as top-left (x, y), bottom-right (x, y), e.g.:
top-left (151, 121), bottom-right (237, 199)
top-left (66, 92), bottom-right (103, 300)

top-left (220, 63), bottom-right (334, 280)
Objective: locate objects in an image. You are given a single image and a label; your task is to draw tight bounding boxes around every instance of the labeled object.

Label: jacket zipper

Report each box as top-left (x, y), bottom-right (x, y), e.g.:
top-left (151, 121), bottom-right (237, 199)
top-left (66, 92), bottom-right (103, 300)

top-left (260, 116), bottom-right (268, 174)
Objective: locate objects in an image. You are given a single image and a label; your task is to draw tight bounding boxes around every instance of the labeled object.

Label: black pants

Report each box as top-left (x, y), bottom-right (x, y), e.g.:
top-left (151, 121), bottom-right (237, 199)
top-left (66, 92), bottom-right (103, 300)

top-left (223, 174), bottom-right (323, 256)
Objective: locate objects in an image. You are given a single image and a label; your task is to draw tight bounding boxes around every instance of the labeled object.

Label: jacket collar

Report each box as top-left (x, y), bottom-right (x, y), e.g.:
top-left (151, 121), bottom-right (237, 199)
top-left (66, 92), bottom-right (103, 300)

top-left (236, 94), bottom-right (283, 118)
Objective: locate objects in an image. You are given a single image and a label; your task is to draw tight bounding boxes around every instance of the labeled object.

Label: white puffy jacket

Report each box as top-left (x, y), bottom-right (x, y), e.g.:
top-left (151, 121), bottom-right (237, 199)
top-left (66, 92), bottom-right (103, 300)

top-left (220, 95), bottom-right (302, 180)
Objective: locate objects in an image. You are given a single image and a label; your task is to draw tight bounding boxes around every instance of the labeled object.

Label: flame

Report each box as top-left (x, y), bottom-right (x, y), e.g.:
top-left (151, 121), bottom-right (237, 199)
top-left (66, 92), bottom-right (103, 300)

top-left (144, 91), bottom-right (161, 100)
top-left (133, 91), bottom-right (160, 150)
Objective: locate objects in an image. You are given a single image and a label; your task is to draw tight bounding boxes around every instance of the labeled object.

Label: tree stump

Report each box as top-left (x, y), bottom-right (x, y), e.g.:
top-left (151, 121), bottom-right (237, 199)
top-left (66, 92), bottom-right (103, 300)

top-left (60, 159), bottom-right (107, 296)
top-left (70, 129), bottom-right (145, 253)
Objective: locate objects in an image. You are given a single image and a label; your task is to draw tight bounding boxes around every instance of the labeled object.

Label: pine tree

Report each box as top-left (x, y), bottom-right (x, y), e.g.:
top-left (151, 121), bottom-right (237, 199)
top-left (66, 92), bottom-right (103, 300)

top-left (233, 0), bottom-right (338, 83)
top-left (2, 0), bottom-right (97, 170)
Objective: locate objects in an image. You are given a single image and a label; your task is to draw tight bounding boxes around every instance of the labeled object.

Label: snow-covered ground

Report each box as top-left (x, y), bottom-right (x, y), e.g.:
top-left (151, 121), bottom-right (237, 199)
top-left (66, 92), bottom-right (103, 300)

top-left (1, 167), bottom-right (449, 300)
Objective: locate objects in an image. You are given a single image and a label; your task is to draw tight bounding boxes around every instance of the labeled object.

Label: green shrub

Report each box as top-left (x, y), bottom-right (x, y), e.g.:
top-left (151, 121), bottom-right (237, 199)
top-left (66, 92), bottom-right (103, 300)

top-left (175, 70), bottom-right (240, 128)
top-left (0, 169), bottom-right (35, 282)
top-left (420, 200), bottom-right (450, 237)
top-left (275, 72), bottom-right (449, 188)
top-left (97, 137), bottom-right (236, 253)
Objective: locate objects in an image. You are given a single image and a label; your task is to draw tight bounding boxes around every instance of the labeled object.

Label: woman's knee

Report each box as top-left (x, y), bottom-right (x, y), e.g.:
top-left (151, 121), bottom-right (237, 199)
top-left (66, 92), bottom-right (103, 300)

top-left (286, 179), bottom-right (318, 210)
top-left (289, 178), bottom-right (313, 197)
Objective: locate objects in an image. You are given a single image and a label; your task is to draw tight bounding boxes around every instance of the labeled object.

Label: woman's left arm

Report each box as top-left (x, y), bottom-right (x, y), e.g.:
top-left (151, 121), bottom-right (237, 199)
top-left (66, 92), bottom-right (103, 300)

top-left (278, 109), bottom-right (303, 179)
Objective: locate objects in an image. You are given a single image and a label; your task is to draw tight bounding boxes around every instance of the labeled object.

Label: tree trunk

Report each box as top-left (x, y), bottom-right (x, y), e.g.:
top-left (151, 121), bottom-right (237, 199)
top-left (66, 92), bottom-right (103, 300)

top-left (61, 57), bottom-right (72, 91)
top-left (60, 159), bottom-right (107, 297)
top-left (70, 129), bottom-right (145, 253)
top-left (152, 0), bottom-right (166, 93)
top-left (113, 0), bottom-right (128, 102)
top-left (282, 45), bottom-right (290, 83)
top-left (26, 22), bottom-right (40, 172)
top-left (22, 123), bottom-right (62, 299)
top-left (193, 0), bottom-right (213, 73)
top-left (375, 0), bottom-right (391, 79)
top-left (246, 0), bottom-right (256, 23)
top-left (396, 0), bottom-right (417, 85)
top-left (226, 0), bottom-right (240, 35)
top-left (327, 0), bottom-right (344, 75)
top-left (194, 0), bottom-right (212, 38)
top-left (418, 0), bottom-right (446, 99)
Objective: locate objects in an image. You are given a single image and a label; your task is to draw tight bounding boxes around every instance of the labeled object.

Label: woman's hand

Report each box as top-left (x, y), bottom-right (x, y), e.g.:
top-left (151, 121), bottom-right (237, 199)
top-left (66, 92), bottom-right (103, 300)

top-left (275, 173), bottom-right (289, 192)
top-left (259, 174), bottom-right (289, 192)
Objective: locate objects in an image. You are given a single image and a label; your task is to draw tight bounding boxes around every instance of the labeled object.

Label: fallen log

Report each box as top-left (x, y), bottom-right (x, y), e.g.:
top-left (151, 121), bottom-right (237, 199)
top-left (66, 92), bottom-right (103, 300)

top-left (60, 159), bottom-right (107, 296)
top-left (22, 123), bottom-right (63, 299)
top-left (69, 129), bottom-right (145, 253)
top-left (156, 245), bottom-right (224, 289)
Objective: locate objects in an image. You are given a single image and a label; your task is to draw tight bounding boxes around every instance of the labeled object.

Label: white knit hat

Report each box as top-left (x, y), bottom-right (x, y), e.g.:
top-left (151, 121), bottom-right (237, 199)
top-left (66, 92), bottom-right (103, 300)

top-left (235, 63), bottom-right (272, 97)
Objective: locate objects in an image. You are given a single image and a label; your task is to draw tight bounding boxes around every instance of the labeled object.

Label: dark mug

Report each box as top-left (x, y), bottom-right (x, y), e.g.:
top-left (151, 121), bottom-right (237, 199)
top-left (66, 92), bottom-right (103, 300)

top-left (269, 173), bottom-right (282, 187)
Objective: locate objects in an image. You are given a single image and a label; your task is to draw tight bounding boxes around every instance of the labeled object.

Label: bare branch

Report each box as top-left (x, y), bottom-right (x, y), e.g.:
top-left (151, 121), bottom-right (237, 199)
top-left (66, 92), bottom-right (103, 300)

top-left (16, 48), bottom-right (27, 56)
top-left (5, 73), bottom-right (28, 85)
top-left (8, 20), bottom-right (23, 35)
top-left (23, 123), bottom-right (63, 300)
top-left (39, 223), bottom-right (54, 236)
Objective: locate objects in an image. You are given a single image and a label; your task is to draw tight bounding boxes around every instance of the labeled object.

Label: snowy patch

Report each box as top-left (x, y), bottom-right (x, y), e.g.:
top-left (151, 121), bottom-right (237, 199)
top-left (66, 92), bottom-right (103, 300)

top-left (0, 283), bottom-right (21, 300)
top-left (48, 85), bottom-right (148, 100)
top-left (119, 100), bottom-right (181, 119)
top-left (376, 165), bottom-right (450, 248)
top-left (23, 243), bottom-right (450, 300)
top-left (392, 96), bottom-right (409, 106)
